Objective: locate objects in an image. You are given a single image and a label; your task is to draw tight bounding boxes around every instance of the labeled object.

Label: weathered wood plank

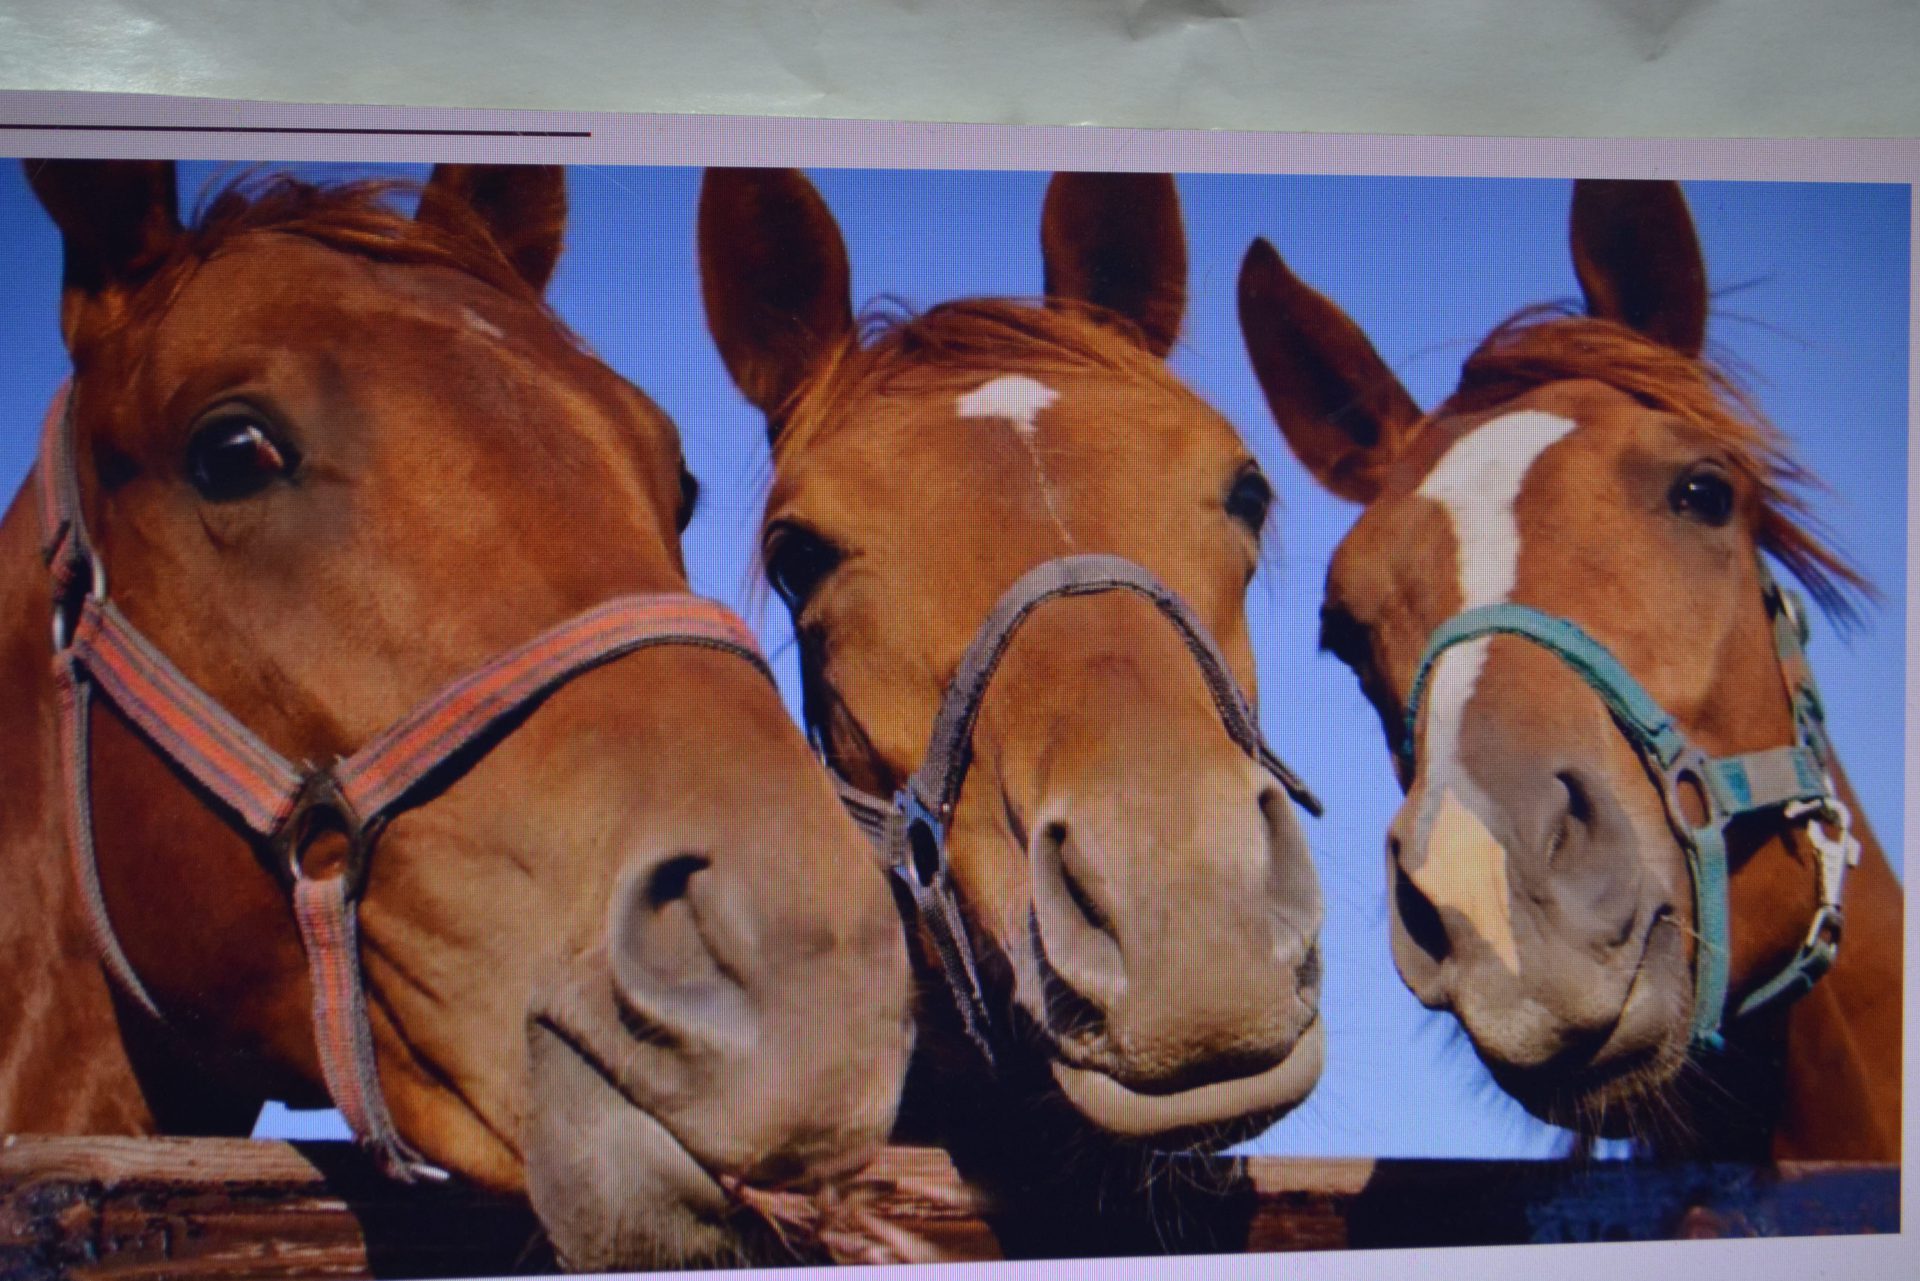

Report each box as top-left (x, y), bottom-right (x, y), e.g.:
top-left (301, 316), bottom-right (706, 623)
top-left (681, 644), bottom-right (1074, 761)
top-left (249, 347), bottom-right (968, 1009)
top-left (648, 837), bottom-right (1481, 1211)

top-left (0, 1136), bottom-right (549, 1280)
top-left (0, 1135), bottom-right (1898, 1278)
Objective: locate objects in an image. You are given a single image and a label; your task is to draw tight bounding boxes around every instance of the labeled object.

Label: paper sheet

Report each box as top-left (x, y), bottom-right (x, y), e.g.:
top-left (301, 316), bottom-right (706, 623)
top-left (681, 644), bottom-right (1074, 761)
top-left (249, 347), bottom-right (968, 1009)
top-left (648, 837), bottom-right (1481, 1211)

top-left (0, 0), bottom-right (1913, 138)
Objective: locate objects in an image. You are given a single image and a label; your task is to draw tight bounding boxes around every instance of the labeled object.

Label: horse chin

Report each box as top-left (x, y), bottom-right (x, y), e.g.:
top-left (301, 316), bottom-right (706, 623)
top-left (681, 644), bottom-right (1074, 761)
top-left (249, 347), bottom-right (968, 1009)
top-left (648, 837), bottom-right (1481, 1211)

top-left (1047, 1017), bottom-right (1324, 1152)
top-left (521, 1015), bottom-right (747, 1272)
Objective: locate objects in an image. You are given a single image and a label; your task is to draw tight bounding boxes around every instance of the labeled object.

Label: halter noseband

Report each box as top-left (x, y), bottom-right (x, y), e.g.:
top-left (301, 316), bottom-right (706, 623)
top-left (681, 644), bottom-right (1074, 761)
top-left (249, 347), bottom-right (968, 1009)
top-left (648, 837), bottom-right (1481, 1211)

top-left (37, 386), bottom-right (776, 1181)
top-left (1402, 568), bottom-right (1859, 1052)
top-left (831, 553), bottom-right (1323, 1070)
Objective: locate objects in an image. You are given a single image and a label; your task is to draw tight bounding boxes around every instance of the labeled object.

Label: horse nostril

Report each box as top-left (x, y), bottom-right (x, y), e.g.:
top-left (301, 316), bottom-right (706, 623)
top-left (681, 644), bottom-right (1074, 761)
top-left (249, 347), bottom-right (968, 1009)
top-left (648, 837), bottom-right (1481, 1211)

top-left (1047, 823), bottom-right (1113, 939)
top-left (1029, 817), bottom-right (1126, 1014)
top-left (1537, 768), bottom-right (1643, 929)
top-left (645, 852), bottom-right (711, 908)
top-left (609, 851), bottom-right (754, 1051)
top-left (1557, 771), bottom-right (1594, 827)
top-left (1394, 858), bottom-right (1451, 966)
top-left (1544, 772), bottom-right (1594, 871)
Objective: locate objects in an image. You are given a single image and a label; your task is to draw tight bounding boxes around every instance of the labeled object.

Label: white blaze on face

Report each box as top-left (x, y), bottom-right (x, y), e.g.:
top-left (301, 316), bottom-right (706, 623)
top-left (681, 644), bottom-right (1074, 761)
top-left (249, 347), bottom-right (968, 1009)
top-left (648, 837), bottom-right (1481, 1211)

top-left (957, 374), bottom-right (1059, 435)
top-left (956, 374), bottom-right (1074, 546)
top-left (1406, 410), bottom-right (1578, 974)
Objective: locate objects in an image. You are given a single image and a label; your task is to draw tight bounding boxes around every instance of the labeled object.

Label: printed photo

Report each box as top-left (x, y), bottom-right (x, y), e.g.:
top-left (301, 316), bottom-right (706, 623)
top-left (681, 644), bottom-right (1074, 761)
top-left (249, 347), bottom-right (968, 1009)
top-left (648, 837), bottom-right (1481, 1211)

top-left (0, 151), bottom-right (1903, 1274)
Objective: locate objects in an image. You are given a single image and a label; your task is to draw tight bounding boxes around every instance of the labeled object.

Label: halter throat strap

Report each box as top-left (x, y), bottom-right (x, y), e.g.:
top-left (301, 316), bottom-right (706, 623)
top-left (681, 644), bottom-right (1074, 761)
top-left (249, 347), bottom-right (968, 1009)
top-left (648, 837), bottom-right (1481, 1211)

top-left (1401, 575), bottom-right (1856, 1051)
top-left (834, 553), bottom-right (1322, 1070)
top-left (36, 386), bottom-right (774, 1181)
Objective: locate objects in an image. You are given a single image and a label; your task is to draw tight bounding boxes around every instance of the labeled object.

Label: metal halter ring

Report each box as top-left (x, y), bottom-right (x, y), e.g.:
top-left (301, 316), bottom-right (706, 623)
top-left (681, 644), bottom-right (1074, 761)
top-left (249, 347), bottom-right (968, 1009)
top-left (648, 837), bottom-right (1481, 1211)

top-left (895, 787), bottom-right (950, 890)
top-left (271, 769), bottom-right (377, 899)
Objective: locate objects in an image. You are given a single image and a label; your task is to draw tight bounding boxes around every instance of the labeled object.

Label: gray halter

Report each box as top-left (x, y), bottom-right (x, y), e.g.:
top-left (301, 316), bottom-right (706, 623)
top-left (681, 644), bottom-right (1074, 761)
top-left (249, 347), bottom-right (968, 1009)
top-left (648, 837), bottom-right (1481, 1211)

top-left (830, 553), bottom-right (1322, 1069)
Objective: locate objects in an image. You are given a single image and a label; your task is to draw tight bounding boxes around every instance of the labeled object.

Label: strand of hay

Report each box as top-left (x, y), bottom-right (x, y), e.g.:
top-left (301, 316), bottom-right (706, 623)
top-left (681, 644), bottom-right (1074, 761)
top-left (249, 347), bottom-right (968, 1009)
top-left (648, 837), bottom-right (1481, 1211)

top-left (722, 1172), bottom-right (989, 1265)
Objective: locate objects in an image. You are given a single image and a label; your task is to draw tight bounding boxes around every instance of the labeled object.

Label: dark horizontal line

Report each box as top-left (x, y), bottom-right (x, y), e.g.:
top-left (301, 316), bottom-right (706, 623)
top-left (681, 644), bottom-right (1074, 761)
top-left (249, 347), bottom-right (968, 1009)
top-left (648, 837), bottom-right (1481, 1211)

top-left (0, 124), bottom-right (589, 138)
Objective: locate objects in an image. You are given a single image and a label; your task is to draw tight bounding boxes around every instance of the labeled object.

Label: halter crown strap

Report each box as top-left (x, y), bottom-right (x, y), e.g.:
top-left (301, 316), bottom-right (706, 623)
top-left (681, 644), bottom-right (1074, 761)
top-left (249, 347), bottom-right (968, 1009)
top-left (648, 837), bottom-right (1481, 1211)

top-left (37, 387), bottom-right (95, 609)
top-left (834, 552), bottom-right (1322, 1070)
top-left (1402, 574), bottom-right (1854, 1051)
top-left (37, 383), bottom-right (774, 1182)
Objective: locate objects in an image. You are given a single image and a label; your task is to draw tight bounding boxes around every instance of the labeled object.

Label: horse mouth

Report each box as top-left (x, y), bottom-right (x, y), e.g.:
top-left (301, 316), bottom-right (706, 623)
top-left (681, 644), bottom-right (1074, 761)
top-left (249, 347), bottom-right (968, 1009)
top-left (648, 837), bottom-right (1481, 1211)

top-left (528, 1007), bottom-right (732, 1215)
top-left (525, 997), bottom-right (897, 1270)
top-left (1483, 909), bottom-right (1690, 1130)
top-left (1047, 1016), bottom-right (1324, 1150)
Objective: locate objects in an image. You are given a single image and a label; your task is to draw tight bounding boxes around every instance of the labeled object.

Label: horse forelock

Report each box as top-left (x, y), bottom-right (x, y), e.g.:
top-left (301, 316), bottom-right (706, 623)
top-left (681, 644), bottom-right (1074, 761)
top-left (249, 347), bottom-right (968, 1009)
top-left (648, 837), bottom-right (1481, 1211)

top-left (1435, 307), bottom-right (1869, 627)
top-left (102, 175), bottom-right (575, 352)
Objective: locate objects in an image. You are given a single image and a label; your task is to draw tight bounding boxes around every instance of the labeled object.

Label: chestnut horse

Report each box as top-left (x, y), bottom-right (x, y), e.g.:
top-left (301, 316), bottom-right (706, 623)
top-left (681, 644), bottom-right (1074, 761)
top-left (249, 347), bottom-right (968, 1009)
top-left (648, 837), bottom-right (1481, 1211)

top-left (0, 161), bottom-right (911, 1269)
top-left (1238, 178), bottom-right (1899, 1159)
top-left (700, 169), bottom-right (1325, 1251)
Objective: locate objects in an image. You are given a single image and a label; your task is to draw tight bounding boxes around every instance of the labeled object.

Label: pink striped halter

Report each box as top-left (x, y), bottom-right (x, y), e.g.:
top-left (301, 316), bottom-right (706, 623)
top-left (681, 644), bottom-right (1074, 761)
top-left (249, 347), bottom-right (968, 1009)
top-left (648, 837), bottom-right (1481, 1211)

top-left (36, 384), bottom-right (772, 1181)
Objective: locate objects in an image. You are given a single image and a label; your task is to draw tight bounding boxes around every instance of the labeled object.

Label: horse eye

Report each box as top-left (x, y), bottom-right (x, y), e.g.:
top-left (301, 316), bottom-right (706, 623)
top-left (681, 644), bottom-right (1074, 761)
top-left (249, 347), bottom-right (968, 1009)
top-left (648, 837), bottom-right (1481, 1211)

top-left (763, 523), bottom-right (842, 611)
top-left (1670, 466), bottom-right (1735, 527)
top-left (187, 413), bottom-right (292, 502)
top-left (1226, 467), bottom-right (1274, 533)
top-left (677, 467), bottom-right (701, 534)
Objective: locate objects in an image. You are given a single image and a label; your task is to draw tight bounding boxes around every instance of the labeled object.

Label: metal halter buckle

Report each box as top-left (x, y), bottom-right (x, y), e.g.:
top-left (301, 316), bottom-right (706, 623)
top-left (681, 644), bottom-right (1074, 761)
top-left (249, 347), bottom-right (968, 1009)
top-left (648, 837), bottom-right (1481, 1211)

top-left (50, 552), bottom-right (106, 653)
top-left (1785, 790), bottom-right (1861, 913)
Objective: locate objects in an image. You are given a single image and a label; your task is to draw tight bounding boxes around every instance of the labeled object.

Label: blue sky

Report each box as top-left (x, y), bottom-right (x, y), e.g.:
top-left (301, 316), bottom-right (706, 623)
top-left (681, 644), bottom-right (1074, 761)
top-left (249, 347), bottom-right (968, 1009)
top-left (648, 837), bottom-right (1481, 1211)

top-left (0, 163), bottom-right (1905, 1158)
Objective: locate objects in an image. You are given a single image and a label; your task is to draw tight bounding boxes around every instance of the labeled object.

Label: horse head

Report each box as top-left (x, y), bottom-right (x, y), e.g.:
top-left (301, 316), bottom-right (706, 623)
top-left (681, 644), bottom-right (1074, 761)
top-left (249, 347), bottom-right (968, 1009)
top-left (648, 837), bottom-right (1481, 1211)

top-left (3, 160), bottom-right (912, 1267)
top-left (700, 168), bottom-right (1325, 1153)
top-left (1239, 179), bottom-right (1898, 1156)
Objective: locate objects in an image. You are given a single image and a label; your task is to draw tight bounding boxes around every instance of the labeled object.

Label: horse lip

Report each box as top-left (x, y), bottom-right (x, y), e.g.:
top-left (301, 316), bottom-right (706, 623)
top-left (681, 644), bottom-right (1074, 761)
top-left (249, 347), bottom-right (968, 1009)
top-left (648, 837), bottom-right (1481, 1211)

top-left (1589, 906), bottom-right (1681, 1067)
top-left (1486, 909), bottom-right (1686, 1115)
top-left (1048, 1016), bottom-right (1324, 1144)
top-left (528, 1007), bottom-right (730, 1216)
top-left (1585, 904), bottom-right (1683, 1062)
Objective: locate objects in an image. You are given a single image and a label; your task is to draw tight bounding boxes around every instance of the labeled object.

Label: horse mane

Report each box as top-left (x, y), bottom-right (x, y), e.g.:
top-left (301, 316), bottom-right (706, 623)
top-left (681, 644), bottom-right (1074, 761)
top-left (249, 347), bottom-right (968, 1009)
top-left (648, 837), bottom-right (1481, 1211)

top-left (110, 174), bottom-right (567, 343)
top-left (1438, 306), bottom-right (1870, 624)
top-left (772, 297), bottom-right (1189, 461)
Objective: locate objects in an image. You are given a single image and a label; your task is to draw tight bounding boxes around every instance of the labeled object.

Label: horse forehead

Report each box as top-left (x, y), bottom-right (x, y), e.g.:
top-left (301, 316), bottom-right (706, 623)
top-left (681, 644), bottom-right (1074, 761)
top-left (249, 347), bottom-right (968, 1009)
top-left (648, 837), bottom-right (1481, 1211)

top-left (180, 233), bottom-right (529, 338)
top-left (150, 238), bottom-right (676, 473)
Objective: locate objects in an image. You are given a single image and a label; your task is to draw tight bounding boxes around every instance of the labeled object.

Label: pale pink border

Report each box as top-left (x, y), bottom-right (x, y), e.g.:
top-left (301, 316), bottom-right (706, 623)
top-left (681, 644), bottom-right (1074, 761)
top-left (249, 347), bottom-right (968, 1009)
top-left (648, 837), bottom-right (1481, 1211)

top-left (0, 90), bottom-right (1911, 1281)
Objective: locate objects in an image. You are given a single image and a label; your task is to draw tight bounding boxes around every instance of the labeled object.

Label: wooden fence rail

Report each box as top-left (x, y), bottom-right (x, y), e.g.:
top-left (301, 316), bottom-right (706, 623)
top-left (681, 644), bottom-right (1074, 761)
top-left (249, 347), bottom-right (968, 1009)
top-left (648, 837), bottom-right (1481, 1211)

top-left (0, 1135), bottom-right (1898, 1278)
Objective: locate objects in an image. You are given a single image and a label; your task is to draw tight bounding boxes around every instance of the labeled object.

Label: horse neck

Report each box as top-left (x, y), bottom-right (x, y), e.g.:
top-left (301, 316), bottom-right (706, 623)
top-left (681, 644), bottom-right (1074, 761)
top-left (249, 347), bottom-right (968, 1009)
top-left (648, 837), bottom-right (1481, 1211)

top-left (0, 477), bottom-right (155, 1134)
top-left (1768, 760), bottom-right (1902, 1160)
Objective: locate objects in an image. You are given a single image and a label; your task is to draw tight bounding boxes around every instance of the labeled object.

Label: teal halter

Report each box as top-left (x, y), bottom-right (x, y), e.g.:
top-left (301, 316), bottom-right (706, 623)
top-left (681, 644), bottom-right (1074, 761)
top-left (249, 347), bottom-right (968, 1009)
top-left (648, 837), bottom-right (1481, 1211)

top-left (1402, 564), bottom-right (1859, 1052)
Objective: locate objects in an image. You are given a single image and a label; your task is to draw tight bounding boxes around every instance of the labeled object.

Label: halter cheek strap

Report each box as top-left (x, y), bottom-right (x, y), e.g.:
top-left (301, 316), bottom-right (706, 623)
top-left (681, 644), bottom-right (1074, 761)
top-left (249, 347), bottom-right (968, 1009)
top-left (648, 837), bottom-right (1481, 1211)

top-left (833, 553), bottom-right (1323, 1070)
top-left (1402, 573), bottom-right (1858, 1052)
top-left (37, 386), bottom-right (775, 1181)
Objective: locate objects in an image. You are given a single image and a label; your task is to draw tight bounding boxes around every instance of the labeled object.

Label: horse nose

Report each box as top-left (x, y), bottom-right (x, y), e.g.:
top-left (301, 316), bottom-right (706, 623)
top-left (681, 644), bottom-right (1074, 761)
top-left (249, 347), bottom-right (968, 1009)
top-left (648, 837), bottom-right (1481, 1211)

top-left (1028, 777), bottom-right (1319, 1083)
top-left (606, 850), bottom-right (756, 1052)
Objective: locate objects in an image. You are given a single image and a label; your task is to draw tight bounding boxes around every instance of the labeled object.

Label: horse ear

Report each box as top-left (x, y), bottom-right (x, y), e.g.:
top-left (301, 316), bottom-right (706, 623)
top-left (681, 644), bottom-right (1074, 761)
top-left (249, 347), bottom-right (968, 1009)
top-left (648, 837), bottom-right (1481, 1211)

top-left (1569, 179), bottom-right (1708, 357)
top-left (1040, 172), bottom-right (1185, 358)
top-left (698, 168), bottom-right (855, 428)
top-left (24, 159), bottom-right (181, 351)
top-left (1238, 237), bottom-right (1421, 505)
top-left (418, 165), bottom-right (567, 293)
